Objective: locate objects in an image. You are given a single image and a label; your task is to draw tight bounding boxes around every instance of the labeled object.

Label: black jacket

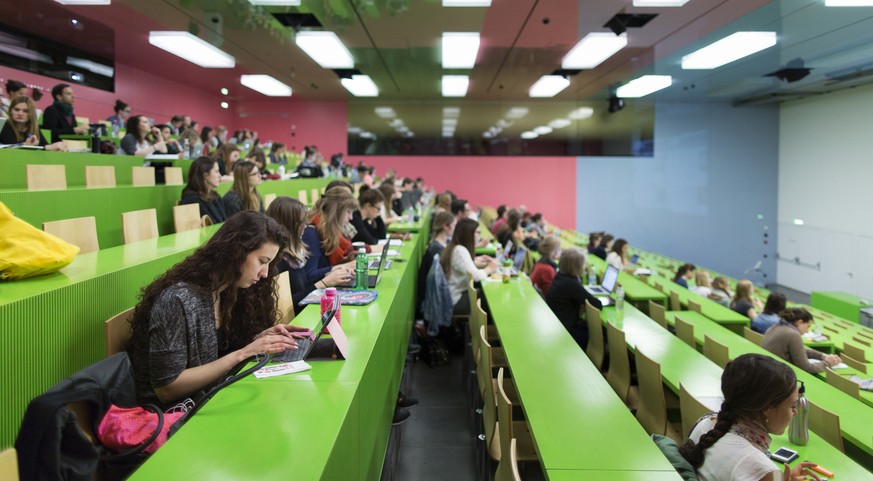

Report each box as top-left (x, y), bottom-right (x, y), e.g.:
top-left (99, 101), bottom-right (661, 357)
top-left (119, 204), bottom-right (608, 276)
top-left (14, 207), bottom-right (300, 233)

top-left (545, 273), bottom-right (603, 347)
top-left (181, 191), bottom-right (228, 224)
top-left (41, 103), bottom-right (79, 143)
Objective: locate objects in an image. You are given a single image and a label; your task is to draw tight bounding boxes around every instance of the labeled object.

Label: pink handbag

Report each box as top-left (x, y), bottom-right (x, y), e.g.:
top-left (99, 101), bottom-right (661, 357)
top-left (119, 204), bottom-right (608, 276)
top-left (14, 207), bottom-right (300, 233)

top-left (97, 405), bottom-right (187, 454)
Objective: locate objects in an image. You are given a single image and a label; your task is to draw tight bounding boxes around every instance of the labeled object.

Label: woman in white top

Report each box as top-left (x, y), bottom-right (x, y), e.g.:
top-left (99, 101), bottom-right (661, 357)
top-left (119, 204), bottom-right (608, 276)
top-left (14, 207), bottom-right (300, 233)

top-left (605, 238), bottom-right (630, 271)
top-left (440, 218), bottom-right (499, 314)
top-left (691, 271), bottom-right (713, 297)
top-left (681, 353), bottom-right (822, 481)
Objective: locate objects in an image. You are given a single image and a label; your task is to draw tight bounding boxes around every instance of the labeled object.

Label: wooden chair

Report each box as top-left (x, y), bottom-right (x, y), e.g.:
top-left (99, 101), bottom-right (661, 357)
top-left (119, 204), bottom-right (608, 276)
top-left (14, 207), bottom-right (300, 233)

top-left (173, 203), bottom-right (203, 233)
top-left (669, 291), bottom-right (681, 311)
top-left (42, 216), bottom-right (99, 254)
top-left (264, 193), bottom-right (277, 209)
top-left (679, 383), bottom-right (714, 438)
top-left (275, 271), bottom-right (295, 323)
top-left (85, 165), bottom-right (116, 188)
top-left (826, 368), bottom-right (860, 399)
top-left (131, 166), bottom-right (156, 186)
top-left (494, 438), bottom-right (522, 481)
top-left (687, 300), bottom-right (702, 314)
top-left (0, 447), bottom-right (19, 481)
top-left (653, 281), bottom-right (664, 293)
top-left (648, 300), bottom-right (667, 329)
top-left (841, 354), bottom-right (867, 373)
top-left (703, 335), bottom-right (730, 368)
top-left (61, 139), bottom-right (88, 151)
top-left (26, 164), bottom-right (66, 191)
top-left (105, 307), bottom-right (134, 356)
top-left (635, 348), bottom-right (682, 442)
top-left (675, 316), bottom-right (696, 349)
top-left (743, 327), bottom-right (764, 345)
top-left (496, 368), bottom-right (538, 464)
top-left (856, 330), bottom-right (873, 341)
top-left (605, 322), bottom-right (638, 408)
top-left (585, 300), bottom-right (606, 370)
top-left (852, 336), bottom-right (871, 347)
top-left (479, 326), bottom-right (501, 461)
top-left (164, 166), bottom-right (184, 186)
top-left (808, 401), bottom-right (844, 452)
top-left (477, 325), bottom-right (514, 401)
top-left (843, 342), bottom-right (866, 363)
top-left (122, 208), bottom-right (159, 244)
top-left (310, 188), bottom-right (320, 205)
top-left (297, 189), bottom-right (308, 206)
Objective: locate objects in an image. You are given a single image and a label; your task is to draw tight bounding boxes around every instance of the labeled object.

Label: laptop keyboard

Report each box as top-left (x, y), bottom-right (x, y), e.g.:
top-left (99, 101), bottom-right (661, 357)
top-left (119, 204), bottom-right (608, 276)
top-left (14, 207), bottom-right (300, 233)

top-left (271, 338), bottom-right (312, 363)
top-left (368, 259), bottom-right (392, 270)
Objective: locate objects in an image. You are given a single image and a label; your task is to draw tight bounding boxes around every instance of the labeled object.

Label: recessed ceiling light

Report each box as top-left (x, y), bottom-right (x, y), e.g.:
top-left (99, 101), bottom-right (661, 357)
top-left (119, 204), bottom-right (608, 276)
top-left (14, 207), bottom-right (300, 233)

top-left (681, 31), bottom-right (777, 69)
top-left (66, 57), bottom-right (114, 77)
top-left (442, 32), bottom-right (480, 68)
top-left (568, 107), bottom-right (594, 119)
top-left (240, 74), bottom-right (292, 96)
top-left (533, 126), bottom-right (553, 135)
top-left (220, 87), bottom-right (229, 95)
top-left (616, 75), bottom-right (672, 98)
top-left (442, 0), bottom-right (491, 6)
top-left (360, 132), bottom-right (375, 139)
top-left (506, 107), bottom-right (529, 119)
top-left (442, 118), bottom-right (458, 127)
top-left (220, 101), bottom-right (229, 109)
top-left (389, 119), bottom-right (405, 127)
top-left (374, 107), bottom-right (396, 118)
top-left (247, 0), bottom-right (301, 4)
top-left (562, 33), bottom-right (627, 69)
top-left (520, 131), bottom-right (538, 139)
top-left (347, 126), bottom-right (362, 134)
top-left (633, 0), bottom-right (689, 6)
top-left (149, 31), bottom-right (235, 68)
top-left (549, 119), bottom-right (571, 128)
top-left (443, 107), bottom-right (460, 117)
top-left (295, 31), bottom-right (354, 68)
top-left (341, 75), bottom-right (379, 97)
top-left (529, 75), bottom-right (570, 97)
top-left (442, 75), bottom-right (469, 97)
top-left (54, 0), bottom-right (110, 4)
top-left (793, 219), bottom-right (805, 225)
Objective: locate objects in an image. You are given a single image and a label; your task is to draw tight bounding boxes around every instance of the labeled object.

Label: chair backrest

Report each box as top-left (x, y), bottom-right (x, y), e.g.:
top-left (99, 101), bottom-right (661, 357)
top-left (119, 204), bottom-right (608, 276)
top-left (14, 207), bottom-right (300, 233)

top-left (467, 276), bottom-right (478, 321)
top-left (310, 188), bottom-right (320, 205)
top-left (26, 164), bottom-right (66, 191)
top-left (856, 330), bottom-right (873, 341)
top-left (105, 307), bottom-right (134, 356)
top-left (649, 300), bottom-right (667, 329)
top-left (841, 354), bottom-right (867, 373)
top-left (703, 335), bottom-right (729, 368)
top-left (122, 208), bottom-right (159, 244)
top-left (469, 299), bottom-right (483, 367)
top-left (264, 193), bottom-right (277, 209)
top-left (585, 300), bottom-right (605, 370)
top-left (0, 448), bottom-right (19, 481)
top-left (852, 336), bottom-right (871, 347)
top-left (669, 291), bottom-right (681, 311)
top-left (743, 326), bottom-right (764, 345)
top-left (85, 165), bottom-right (116, 188)
top-left (679, 383), bottom-right (713, 439)
top-left (687, 300), bottom-right (702, 314)
top-left (479, 326), bottom-right (498, 454)
top-left (675, 316), bottom-right (696, 349)
top-left (826, 368), bottom-right (860, 399)
top-left (297, 189), bottom-right (308, 206)
top-left (605, 322), bottom-right (631, 402)
top-left (653, 281), bottom-right (664, 293)
top-left (808, 400), bottom-right (844, 452)
top-left (164, 166), bottom-right (184, 186)
top-left (61, 139), bottom-right (88, 151)
top-left (42, 216), bottom-right (99, 254)
top-left (131, 166), bottom-right (156, 186)
top-left (173, 203), bottom-right (202, 233)
top-left (496, 368), bottom-right (514, 465)
top-left (635, 347), bottom-right (668, 436)
top-left (842, 342), bottom-right (866, 363)
top-left (495, 438), bottom-right (521, 481)
top-left (275, 271), bottom-right (295, 323)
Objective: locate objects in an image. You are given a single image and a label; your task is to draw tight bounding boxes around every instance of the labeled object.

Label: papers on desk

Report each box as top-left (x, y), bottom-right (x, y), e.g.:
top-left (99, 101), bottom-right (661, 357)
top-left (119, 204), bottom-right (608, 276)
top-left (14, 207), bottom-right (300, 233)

top-left (254, 360), bottom-right (312, 379)
top-left (808, 359), bottom-right (847, 370)
top-left (633, 268), bottom-right (652, 276)
top-left (389, 239), bottom-right (403, 247)
top-left (802, 333), bottom-right (829, 342)
top-left (145, 153), bottom-right (179, 160)
top-left (850, 375), bottom-right (873, 391)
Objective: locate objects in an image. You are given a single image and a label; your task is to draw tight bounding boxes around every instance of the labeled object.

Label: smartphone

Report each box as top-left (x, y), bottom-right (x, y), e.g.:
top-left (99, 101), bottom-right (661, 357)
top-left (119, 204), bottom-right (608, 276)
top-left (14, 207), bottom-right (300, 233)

top-left (770, 447), bottom-right (798, 464)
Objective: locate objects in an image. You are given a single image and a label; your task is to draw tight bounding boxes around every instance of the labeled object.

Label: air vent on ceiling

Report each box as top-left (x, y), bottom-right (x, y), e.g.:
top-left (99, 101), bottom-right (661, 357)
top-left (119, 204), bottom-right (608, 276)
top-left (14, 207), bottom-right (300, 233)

top-left (271, 13), bottom-right (321, 30)
top-left (604, 13), bottom-right (657, 36)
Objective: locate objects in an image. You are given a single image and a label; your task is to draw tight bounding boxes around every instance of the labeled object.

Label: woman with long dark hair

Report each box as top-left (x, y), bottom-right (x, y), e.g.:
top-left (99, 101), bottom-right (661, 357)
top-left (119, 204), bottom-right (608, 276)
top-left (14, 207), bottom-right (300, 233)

top-left (761, 308), bottom-right (841, 374)
top-left (181, 156), bottom-right (228, 223)
top-left (120, 114), bottom-right (167, 156)
top-left (440, 218), bottom-right (498, 315)
top-left (128, 212), bottom-right (306, 408)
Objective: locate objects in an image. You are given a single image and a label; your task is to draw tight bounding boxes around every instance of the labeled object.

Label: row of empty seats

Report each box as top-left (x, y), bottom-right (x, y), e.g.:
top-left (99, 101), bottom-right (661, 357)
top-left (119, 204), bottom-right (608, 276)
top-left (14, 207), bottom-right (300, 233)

top-left (24, 164), bottom-right (183, 191)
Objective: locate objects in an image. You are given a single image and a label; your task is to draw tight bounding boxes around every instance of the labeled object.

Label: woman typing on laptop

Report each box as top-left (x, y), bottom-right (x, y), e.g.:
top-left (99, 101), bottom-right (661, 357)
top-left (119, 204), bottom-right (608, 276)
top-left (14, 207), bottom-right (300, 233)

top-left (301, 188), bottom-right (358, 285)
top-left (546, 248), bottom-right (603, 349)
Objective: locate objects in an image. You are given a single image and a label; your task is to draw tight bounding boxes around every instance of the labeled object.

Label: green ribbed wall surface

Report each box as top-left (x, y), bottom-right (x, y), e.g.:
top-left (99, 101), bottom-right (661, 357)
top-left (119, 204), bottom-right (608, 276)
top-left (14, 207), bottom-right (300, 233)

top-left (0, 150), bottom-right (146, 189)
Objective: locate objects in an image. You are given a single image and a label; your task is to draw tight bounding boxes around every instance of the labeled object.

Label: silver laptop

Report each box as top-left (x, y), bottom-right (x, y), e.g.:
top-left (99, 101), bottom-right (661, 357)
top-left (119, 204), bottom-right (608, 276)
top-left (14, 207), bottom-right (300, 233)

top-left (368, 248), bottom-right (393, 270)
top-left (585, 264), bottom-right (619, 296)
top-left (270, 295), bottom-right (338, 363)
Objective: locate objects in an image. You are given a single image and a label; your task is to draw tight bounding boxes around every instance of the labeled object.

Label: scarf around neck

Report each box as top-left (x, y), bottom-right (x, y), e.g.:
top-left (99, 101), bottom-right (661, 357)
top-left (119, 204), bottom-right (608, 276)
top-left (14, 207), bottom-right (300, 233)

top-left (53, 100), bottom-right (74, 117)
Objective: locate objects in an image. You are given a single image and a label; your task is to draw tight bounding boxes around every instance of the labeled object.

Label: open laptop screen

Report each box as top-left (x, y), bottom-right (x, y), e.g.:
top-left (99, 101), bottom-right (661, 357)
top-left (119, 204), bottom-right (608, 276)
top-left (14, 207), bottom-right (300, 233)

top-left (601, 265), bottom-right (619, 293)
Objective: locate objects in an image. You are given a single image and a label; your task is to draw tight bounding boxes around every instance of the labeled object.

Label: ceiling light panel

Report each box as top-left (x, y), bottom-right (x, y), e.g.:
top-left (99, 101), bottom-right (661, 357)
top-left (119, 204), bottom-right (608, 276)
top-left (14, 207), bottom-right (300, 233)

top-left (442, 0), bottom-right (492, 6)
top-left (616, 75), bottom-right (672, 97)
top-left (442, 75), bottom-right (469, 97)
top-left (549, 119), bottom-right (571, 128)
top-left (240, 75), bottom-right (292, 96)
top-left (374, 107), bottom-right (396, 118)
top-left (149, 32), bottom-right (235, 68)
top-left (295, 31), bottom-right (354, 68)
top-left (633, 0), bottom-right (689, 6)
top-left (442, 33), bottom-right (480, 68)
top-left (529, 75), bottom-right (570, 97)
top-left (562, 33), bottom-right (627, 69)
top-left (506, 107), bottom-right (529, 119)
top-left (248, 0), bottom-right (301, 4)
top-left (443, 107), bottom-right (460, 117)
top-left (825, 0), bottom-right (873, 5)
top-left (681, 31), bottom-right (777, 69)
top-left (520, 131), bottom-right (538, 139)
top-left (568, 107), bottom-right (594, 119)
top-left (54, 0), bottom-right (110, 4)
top-left (341, 75), bottom-right (379, 97)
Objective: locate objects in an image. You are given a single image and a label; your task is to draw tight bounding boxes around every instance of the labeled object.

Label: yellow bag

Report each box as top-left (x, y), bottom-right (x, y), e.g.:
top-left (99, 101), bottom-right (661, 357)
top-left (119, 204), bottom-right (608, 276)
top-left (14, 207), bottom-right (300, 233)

top-left (0, 202), bottom-right (80, 280)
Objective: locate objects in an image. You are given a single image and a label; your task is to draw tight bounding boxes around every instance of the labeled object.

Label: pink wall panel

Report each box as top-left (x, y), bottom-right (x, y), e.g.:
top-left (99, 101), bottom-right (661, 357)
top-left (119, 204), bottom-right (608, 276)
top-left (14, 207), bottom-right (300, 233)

top-left (234, 99), bottom-right (348, 157)
top-left (348, 155), bottom-right (577, 229)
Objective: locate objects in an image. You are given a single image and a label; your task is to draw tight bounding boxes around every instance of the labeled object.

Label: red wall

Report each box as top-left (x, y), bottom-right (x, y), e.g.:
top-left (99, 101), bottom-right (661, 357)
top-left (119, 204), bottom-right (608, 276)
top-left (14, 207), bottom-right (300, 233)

top-left (234, 99), bottom-right (348, 157)
top-left (348, 155), bottom-right (578, 229)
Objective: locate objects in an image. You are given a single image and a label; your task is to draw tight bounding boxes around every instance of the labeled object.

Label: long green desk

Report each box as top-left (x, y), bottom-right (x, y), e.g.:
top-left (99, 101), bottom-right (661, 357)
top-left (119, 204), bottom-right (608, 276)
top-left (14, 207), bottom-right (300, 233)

top-left (662, 310), bottom-right (873, 464)
top-left (0, 149), bottom-right (146, 189)
top-left (812, 291), bottom-right (870, 324)
top-left (587, 255), bottom-right (667, 309)
top-left (599, 305), bottom-right (873, 479)
top-left (649, 273), bottom-right (750, 334)
top-left (130, 231), bottom-right (424, 480)
top-left (481, 280), bottom-right (682, 480)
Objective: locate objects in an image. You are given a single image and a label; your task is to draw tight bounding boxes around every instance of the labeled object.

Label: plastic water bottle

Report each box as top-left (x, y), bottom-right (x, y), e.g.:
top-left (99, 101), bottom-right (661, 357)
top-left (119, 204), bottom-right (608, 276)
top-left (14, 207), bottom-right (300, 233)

top-left (502, 257), bottom-right (512, 284)
top-left (406, 206), bottom-right (415, 223)
top-left (181, 138), bottom-right (189, 159)
top-left (495, 244), bottom-right (503, 263)
top-left (320, 287), bottom-right (341, 332)
top-left (789, 382), bottom-right (809, 445)
top-left (588, 265), bottom-right (597, 286)
top-left (111, 123), bottom-right (119, 138)
top-left (355, 248), bottom-right (369, 290)
top-left (615, 285), bottom-right (625, 313)
top-left (277, 165), bottom-right (285, 178)
top-left (414, 202), bottom-right (422, 222)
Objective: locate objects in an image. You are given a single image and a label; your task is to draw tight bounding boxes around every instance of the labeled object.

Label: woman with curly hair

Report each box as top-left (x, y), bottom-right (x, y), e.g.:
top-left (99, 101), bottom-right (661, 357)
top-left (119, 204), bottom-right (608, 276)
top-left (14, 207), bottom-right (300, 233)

top-left (128, 212), bottom-right (307, 408)
top-left (681, 353), bottom-right (822, 481)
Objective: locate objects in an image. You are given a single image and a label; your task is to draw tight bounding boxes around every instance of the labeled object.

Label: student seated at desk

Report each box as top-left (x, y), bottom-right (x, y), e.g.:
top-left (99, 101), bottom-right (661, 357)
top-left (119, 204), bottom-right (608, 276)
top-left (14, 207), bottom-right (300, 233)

top-left (680, 353), bottom-right (824, 481)
top-left (673, 263), bottom-right (697, 289)
top-left (181, 157), bottom-right (228, 224)
top-left (223, 160), bottom-right (264, 217)
top-left (0, 96), bottom-right (66, 151)
top-left (106, 99), bottom-right (129, 130)
top-left (761, 308), bottom-right (841, 374)
top-left (121, 115), bottom-right (168, 156)
top-left (691, 271), bottom-right (712, 297)
top-left (41, 83), bottom-right (89, 142)
top-left (709, 276), bottom-right (732, 306)
top-left (157, 124), bottom-right (181, 155)
top-left (495, 209), bottom-right (524, 253)
top-left (530, 236), bottom-right (561, 296)
top-left (301, 188), bottom-right (358, 284)
top-left (545, 247), bottom-right (603, 349)
top-left (490, 205), bottom-right (507, 235)
top-left (606, 238), bottom-right (632, 271)
top-left (215, 143), bottom-right (239, 181)
top-left (441, 218), bottom-right (499, 315)
top-left (433, 192), bottom-right (452, 216)
top-left (350, 186), bottom-right (388, 245)
top-left (586, 232), bottom-right (602, 254)
top-left (128, 212), bottom-right (307, 408)
top-left (592, 233), bottom-right (612, 260)
top-left (267, 197), bottom-right (353, 316)
top-left (751, 293), bottom-right (786, 334)
top-left (730, 280), bottom-right (763, 319)
top-left (418, 211), bottom-right (456, 307)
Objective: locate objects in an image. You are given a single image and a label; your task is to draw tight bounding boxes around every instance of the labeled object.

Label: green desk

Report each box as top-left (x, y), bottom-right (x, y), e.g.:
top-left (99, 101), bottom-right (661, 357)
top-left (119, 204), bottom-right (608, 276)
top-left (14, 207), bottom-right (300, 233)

top-left (482, 280), bottom-right (681, 477)
top-left (387, 215), bottom-right (426, 233)
top-left (600, 305), bottom-right (873, 478)
top-left (0, 149), bottom-right (145, 190)
top-left (60, 133), bottom-right (122, 147)
top-left (812, 291), bottom-right (869, 324)
top-left (131, 231), bottom-right (424, 479)
top-left (650, 274), bottom-right (750, 334)
top-left (587, 256), bottom-right (667, 309)
top-left (546, 471), bottom-right (683, 481)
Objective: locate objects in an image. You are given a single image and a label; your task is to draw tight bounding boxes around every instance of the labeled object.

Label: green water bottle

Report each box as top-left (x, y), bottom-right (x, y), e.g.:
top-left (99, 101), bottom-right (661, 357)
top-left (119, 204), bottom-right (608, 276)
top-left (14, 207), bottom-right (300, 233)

top-left (355, 248), bottom-right (368, 290)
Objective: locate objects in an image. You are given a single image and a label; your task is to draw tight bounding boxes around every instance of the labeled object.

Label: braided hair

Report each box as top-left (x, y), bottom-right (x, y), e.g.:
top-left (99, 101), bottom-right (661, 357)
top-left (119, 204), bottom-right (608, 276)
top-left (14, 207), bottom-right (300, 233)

top-left (680, 353), bottom-right (796, 469)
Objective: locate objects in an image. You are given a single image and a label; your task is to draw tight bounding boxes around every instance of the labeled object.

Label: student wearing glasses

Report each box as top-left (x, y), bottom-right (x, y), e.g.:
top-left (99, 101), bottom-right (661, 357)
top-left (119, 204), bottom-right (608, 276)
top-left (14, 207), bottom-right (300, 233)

top-left (224, 160), bottom-right (264, 217)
